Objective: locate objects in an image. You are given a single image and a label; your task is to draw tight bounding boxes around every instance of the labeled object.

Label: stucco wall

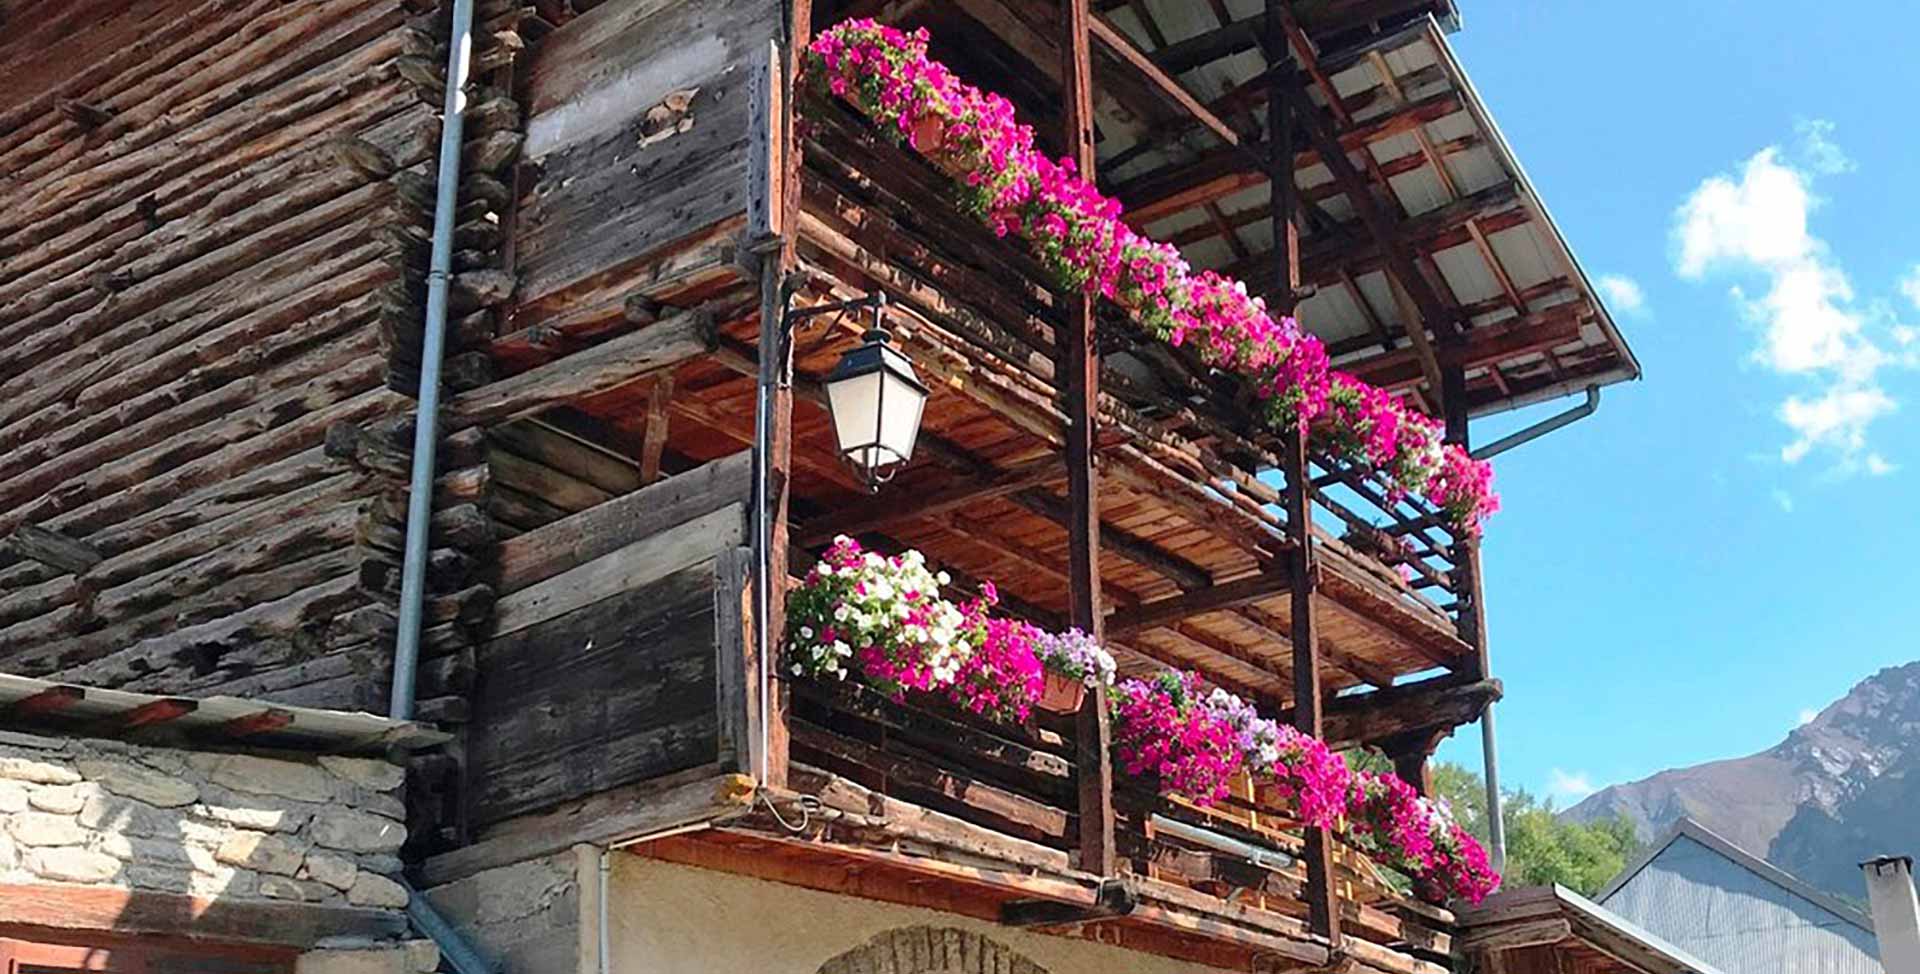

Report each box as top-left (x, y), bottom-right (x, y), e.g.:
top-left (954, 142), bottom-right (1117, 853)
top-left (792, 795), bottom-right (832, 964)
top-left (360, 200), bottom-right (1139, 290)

top-left (608, 857), bottom-right (1219, 974)
top-left (0, 729), bottom-right (408, 910)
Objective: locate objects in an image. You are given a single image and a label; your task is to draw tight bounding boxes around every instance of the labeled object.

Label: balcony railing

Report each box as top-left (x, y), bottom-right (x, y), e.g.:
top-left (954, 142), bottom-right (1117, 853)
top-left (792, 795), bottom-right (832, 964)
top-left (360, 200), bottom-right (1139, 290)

top-left (785, 673), bottom-right (1454, 960)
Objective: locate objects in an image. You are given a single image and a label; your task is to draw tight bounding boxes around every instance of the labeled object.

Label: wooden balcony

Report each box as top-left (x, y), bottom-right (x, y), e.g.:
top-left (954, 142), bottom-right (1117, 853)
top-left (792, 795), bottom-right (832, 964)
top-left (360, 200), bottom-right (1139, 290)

top-left (627, 673), bottom-right (1456, 974)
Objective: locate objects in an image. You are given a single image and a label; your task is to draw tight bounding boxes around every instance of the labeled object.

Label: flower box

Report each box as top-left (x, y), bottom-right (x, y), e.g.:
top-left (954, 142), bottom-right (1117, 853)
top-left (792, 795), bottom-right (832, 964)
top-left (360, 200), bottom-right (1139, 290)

top-left (1036, 670), bottom-right (1085, 714)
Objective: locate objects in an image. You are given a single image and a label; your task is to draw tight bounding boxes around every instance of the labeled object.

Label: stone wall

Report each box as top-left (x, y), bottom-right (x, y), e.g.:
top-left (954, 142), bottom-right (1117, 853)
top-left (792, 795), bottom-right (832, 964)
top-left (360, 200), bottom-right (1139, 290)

top-left (0, 729), bottom-right (409, 912)
top-left (424, 849), bottom-right (586, 974)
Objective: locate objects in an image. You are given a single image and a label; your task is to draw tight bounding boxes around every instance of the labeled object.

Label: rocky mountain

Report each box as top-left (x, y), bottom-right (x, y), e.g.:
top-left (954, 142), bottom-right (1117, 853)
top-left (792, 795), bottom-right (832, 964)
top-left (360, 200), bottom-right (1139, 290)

top-left (1564, 659), bottom-right (1920, 897)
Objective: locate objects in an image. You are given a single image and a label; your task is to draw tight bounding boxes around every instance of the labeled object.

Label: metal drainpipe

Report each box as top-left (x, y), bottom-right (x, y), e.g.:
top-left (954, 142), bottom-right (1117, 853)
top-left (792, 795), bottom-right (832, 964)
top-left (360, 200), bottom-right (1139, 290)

top-left (1471, 385), bottom-right (1600, 461)
top-left (1465, 387), bottom-right (1601, 871)
top-left (1481, 698), bottom-right (1507, 873)
top-left (390, 0), bottom-right (477, 720)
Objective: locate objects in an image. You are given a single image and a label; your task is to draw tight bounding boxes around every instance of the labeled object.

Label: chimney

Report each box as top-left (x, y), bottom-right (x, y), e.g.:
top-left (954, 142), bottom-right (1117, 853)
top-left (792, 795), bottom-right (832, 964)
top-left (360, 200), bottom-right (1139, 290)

top-left (1862, 855), bottom-right (1920, 974)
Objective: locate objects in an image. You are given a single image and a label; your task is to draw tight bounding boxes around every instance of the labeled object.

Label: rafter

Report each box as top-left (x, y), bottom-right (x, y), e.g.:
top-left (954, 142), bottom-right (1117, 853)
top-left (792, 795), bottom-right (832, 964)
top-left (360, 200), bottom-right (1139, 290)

top-left (1115, 91), bottom-right (1462, 225)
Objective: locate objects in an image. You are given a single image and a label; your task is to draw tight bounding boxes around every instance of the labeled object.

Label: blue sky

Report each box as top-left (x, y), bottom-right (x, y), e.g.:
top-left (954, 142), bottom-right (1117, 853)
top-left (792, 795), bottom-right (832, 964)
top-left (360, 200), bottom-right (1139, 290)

top-left (1432, 2), bottom-right (1920, 805)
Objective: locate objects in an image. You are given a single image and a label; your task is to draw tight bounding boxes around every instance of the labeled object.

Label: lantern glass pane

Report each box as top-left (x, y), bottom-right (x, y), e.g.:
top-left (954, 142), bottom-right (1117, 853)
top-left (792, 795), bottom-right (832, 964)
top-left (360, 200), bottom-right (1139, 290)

top-left (825, 370), bottom-right (883, 459)
top-left (877, 370), bottom-right (926, 463)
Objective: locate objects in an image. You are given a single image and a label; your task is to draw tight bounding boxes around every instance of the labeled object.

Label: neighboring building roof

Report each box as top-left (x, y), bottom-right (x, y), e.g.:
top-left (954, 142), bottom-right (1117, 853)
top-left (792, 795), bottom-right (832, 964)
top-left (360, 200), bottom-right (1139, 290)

top-left (0, 672), bottom-right (449, 757)
top-left (1597, 817), bottom-right (1882, 974)
top-left (1457, 883), bottom-right (1728, 974)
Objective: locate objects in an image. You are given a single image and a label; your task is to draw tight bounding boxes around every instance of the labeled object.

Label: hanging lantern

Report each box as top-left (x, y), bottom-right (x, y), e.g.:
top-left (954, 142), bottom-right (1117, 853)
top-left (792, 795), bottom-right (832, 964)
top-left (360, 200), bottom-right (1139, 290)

top-left (822, 299), bottom-right (927, 491)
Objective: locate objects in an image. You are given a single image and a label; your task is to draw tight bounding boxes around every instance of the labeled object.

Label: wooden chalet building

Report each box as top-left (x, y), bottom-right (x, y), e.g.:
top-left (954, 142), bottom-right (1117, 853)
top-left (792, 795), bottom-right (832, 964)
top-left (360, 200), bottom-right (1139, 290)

top-left (0, 0), bottom-right (1639, 971)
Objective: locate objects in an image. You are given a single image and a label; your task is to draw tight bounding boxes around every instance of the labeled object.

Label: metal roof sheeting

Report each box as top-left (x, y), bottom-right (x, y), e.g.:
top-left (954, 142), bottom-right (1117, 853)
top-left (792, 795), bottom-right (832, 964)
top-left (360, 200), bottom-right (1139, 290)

top-left (1600, 820), bottom-right (1883, 974)
top-left (1090, 5), bottom-right (1640, 417)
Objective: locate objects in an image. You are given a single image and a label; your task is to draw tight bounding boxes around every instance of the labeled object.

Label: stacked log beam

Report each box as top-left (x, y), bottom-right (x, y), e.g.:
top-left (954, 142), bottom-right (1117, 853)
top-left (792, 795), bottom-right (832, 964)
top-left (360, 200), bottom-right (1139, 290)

top-left (0, 0), bottom-right (503, 718)
top-left (326, 0), bottom-right (529, 737)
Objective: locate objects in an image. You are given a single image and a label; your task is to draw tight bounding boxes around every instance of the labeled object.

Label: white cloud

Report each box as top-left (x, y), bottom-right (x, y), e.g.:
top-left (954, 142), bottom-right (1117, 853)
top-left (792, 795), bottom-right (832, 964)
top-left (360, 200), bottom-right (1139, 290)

top-left (1547, 768), bottom-right (1598, 801)
top-left (1597, 273), bottom-right (1649, 317)
top-left (1795, 118), bottom-right (1856, 176)
top-left (1672, 128), bottom-right (1911, 474)
top-left (1798, 708), bottom-right (1819, 726)
top-left (1771, 488), bottom-right (1795, 513)
top-left (1901, 265), bottom-right (1920, 313)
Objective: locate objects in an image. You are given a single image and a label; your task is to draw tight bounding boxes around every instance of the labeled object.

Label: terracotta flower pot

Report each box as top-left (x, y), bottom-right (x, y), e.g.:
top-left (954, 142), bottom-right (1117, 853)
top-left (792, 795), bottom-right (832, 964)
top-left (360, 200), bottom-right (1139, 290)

top-left (909, 113), bottom-right (946, 154)
top-left (1036, 671), bottom-right (1086, 714)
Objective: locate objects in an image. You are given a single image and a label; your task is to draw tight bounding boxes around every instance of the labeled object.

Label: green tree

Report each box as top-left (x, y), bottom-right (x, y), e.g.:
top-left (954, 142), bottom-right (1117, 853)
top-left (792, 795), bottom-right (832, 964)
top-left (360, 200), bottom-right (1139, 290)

top-left (1425, 761), bottom-right (1640, 896)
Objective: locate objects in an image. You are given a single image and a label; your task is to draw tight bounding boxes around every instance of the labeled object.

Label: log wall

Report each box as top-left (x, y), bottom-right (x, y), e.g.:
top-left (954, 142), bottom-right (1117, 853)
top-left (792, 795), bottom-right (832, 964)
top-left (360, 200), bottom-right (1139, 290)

top-left (0, 0), bottom-right (528, 713)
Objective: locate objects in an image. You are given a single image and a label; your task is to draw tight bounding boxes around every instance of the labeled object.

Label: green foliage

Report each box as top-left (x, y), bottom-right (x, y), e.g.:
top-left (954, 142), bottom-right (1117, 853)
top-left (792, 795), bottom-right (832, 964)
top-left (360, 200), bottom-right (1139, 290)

top-left (1426, 761), bottom-right (1641, 896)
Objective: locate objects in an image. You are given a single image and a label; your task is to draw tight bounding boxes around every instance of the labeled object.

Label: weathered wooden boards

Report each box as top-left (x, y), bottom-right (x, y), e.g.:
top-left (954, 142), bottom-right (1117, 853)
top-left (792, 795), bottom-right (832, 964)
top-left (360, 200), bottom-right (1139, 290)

top-left (467, 557), bottom-right (724, 826)
top-left (0, 0), bottom-right (445, 701)
top-left (512, 0), bottom-right (779, 309)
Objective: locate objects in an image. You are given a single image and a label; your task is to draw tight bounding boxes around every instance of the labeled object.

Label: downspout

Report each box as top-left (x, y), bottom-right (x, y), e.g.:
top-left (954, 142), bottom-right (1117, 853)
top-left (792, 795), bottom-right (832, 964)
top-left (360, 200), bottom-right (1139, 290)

top-left (390, 0), bottom-right (477, 720)
top-left (402, 879), bottom-right (502, 974)
top-left (1466, 386), bottom-right (1599, 872)
top-left (1470, 385), bottom-right (1599, 461)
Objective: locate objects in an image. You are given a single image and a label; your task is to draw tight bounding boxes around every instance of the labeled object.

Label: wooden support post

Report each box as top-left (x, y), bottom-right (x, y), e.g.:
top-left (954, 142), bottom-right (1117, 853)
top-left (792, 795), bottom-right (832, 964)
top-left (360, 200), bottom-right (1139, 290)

top-left (1265, 0), bottom-right (1300, 316)
top-left (1283, 427), bottom-right (1340, 947)
top-left (1060, 0), bottom-right (1116, 879)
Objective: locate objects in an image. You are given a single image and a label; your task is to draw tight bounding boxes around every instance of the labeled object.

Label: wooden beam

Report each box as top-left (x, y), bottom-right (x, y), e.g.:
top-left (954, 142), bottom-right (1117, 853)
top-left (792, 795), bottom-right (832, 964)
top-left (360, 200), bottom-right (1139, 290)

top-left (1104, 569), bottom-right (1290, 637)
top-left (1282, 426), bottom-right (1339, 946)
top-left (453, 308), bottom-right (714, 427)
top-left (221, 708), bottom-right (294, 738)
top-left (115, 697), bottom-right (198, 731)
top-left (1348, 305), bottom-right (1584, 392)
top-left (1278, 82), bottom-right (1459, 374)
top-left (640, 374), bottom-right (674, 483)
top-left (1265, 0), bottom-right (1299, 314)
top-left (1061, 0), bottom-right (1116, 880)
top-left (2, 525), bottom-right (102, 575)
top-left (1115, 91), bottom-right (1462, 225)
top-left (0, 884), bottom-right (405, 948)
top-left (1459, 918), bottom-right (1573, 954)
top-left (7, 685), bottom-right (84, 719)
top-left (798, 455), bottom-right (1062, 545)
top-left (1280, 673), bottom-right (1501, 750)
top-left (1087, 16), bottom-right (1240, 147)
top-left (420, 769), bottom-right (757, 885)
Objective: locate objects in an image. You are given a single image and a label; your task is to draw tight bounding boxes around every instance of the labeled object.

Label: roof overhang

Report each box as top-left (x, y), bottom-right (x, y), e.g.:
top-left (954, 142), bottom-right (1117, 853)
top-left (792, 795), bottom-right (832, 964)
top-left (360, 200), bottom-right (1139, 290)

top-left (0, 672), bottom-right (449, 756)
top-left (1457, 884), bottom-right (1728, 974)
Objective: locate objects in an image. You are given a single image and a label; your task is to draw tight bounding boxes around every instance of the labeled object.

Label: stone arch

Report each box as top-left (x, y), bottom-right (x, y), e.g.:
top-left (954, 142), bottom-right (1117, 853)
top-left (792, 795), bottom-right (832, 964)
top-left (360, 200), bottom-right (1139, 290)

top-left (817, 926), bottom-right (1050, 974)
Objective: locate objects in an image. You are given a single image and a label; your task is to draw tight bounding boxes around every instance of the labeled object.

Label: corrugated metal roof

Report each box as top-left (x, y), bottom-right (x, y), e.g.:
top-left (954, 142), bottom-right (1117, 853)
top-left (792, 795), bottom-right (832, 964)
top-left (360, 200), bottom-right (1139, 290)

top-left (1083, 3), bottom-right (1640, 417)
top-left (1600, 819), bottom-right (1883, 974)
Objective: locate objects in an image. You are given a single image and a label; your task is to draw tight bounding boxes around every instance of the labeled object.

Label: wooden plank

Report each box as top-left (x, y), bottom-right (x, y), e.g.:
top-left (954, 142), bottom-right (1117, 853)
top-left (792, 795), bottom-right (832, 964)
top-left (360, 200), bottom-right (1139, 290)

top-left (0, 884), bottom-right (405, 947)
top-left (418, 768), bottom-right (756, 885)
top-left (713, 545), bottom-right (755, 774)
top-left (792, 720), bottom-right (1070, 845)
top-left (469, 561), bottom-right (726, 825)
top-left (639, 375), bottom-right (674, 483)
top-left (222, 708), bottom-right (295, 738)
top-left (490, 502), bottom-right (743, 638)
top-left (492, 450), bottom-right (751, 593)
top-left (797, 454), bottom-right (1061, 544)
top-left (516, 0), bottom-right (779, 302)
top-left (445, 308), bottom-right (714, 427)
top-left (116, 697), bottom-right (198, 730)
top-left (1459, 918), bottom-right (1573, 954)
